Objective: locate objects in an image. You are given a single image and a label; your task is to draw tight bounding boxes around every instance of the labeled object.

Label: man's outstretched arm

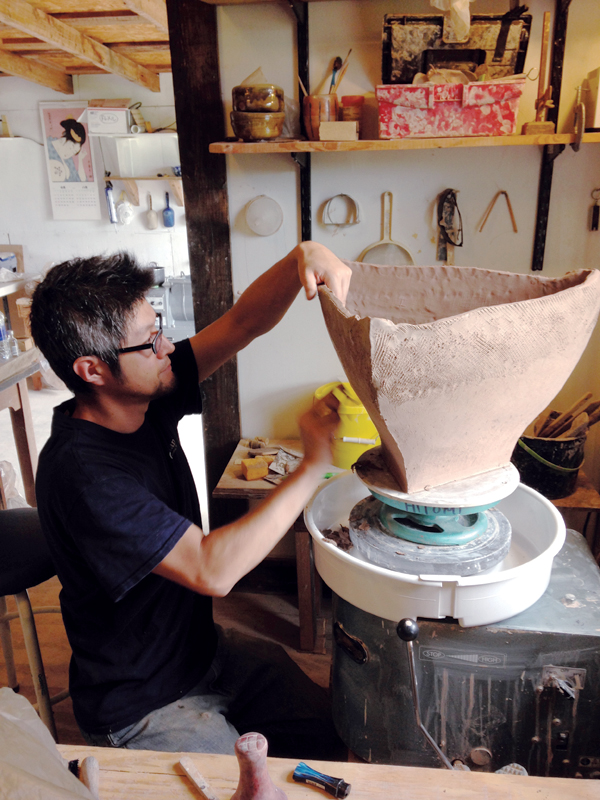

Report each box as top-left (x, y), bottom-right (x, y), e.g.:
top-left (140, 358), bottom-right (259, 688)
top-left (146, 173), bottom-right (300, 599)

top-left (188, 242), bottom-right (351, 383)
top-left (153, 391), bottom-right (340, 596)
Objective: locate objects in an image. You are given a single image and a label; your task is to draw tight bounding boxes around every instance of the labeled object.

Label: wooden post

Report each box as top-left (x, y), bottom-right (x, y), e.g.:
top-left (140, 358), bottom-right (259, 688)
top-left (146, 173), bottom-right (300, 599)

top-left (166, 0), bottom-right (246, 527)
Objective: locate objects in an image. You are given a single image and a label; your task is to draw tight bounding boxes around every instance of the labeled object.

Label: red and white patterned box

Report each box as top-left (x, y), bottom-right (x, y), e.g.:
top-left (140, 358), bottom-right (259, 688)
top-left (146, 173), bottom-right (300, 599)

top-left (376, 78), bottom-right (526, 139)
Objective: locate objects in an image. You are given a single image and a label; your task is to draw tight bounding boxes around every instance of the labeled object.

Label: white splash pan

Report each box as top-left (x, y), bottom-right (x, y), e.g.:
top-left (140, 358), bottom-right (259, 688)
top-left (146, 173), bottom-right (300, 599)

top-left (304, 471), bottom-right (566, 627)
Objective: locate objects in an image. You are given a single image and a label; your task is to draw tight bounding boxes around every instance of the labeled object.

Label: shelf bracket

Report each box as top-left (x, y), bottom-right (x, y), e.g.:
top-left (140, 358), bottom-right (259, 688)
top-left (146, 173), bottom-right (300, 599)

top-left (286, 0), bottom-right (310, 241)
top-left (547, 143), bottom-right (566, 162)
top-left (291, 152), bottom-right (311, 242)
top-left (530, 0), bottom-right (571, 271)
top-left (531, 144), bottom-right (565, 272)
top-left (121, 179), bottom-right (140, 206)
top-left (167, 178), bottom-right (185, 206)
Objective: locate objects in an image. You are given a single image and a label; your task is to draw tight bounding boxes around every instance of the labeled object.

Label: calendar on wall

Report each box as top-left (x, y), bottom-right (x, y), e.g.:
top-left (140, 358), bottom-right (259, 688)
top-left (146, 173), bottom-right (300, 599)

top-left (40, 102), bottom-right (102, 221)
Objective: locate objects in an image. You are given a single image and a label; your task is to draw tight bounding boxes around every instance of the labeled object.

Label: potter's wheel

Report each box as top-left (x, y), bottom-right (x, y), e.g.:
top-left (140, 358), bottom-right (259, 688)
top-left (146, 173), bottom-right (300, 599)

top-left (304, 468), bottom-right (566, 627)
top-left (348, 448), bottom-right (518, 577)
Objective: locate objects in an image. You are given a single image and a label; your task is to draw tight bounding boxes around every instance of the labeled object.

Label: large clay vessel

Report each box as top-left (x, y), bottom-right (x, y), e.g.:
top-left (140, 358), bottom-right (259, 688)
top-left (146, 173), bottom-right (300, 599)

top-left (319, 264), bottom-right (600, 494)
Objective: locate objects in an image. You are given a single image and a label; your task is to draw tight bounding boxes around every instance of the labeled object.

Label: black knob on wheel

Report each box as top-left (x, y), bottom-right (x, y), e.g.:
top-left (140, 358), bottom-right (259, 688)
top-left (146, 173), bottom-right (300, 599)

top-left (397, 618), bottom-right (419, 641)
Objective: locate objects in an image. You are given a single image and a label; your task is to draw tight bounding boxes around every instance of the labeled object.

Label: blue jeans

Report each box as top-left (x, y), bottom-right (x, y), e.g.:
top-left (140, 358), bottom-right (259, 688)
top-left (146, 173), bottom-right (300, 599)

top-left (81, 626), bottom-right (345, 760)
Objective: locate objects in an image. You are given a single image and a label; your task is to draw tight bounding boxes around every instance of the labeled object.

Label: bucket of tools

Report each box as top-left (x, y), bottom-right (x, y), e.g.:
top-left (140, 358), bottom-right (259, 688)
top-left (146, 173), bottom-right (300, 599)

top-left (511, 396), bottom-right (598, 499)
top-left (511, 432), bottom-right (586, 500)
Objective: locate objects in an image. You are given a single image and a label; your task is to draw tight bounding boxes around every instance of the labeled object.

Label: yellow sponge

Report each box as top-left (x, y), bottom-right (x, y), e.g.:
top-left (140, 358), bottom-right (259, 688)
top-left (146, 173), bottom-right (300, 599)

top-left (241, 458), bottom-right (269, 481)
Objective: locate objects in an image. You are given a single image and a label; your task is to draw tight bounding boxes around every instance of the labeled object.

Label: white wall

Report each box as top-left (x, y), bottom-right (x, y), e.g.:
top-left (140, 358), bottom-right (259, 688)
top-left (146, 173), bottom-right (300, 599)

top-left (0, 1), bottom-right (599, 492)
top-left (218, 0), bottom-right (600, 488)
top-left (0, 72), bottom-right (188, 278)
top-left (0, 71), bottom-right (208, 522)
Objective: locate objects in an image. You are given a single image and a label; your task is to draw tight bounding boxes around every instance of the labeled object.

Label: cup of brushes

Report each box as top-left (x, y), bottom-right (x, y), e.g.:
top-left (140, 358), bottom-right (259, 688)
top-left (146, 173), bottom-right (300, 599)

top-left (163, 192), bottom-right (174, 228)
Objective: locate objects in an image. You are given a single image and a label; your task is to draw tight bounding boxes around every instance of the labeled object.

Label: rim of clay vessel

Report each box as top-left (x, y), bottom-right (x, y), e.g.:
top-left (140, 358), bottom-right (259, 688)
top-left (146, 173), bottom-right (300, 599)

top-left (318, 264), bottom-right (600, 494)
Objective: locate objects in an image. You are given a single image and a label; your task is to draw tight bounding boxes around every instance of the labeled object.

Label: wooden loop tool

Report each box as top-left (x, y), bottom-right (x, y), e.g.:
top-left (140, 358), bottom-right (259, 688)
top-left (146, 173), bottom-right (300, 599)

top-left (479, 190), bottom-right (518, 233)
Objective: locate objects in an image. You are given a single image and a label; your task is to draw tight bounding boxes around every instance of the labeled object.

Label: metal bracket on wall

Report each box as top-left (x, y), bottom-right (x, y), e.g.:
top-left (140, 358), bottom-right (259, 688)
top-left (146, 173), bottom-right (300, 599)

top-left (530, 0), bottom-right (572, 271)
top-left (287, 0), bottom-right (311, 242)
top-left (291, 153), bottom-right (312, 242)
top-left (531, 144), bottom-right (566, 271)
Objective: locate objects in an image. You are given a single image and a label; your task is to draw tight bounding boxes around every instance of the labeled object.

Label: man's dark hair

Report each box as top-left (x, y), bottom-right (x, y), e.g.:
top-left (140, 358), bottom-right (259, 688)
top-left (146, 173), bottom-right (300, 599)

top-left (30, 253), bottom-right (154, 395)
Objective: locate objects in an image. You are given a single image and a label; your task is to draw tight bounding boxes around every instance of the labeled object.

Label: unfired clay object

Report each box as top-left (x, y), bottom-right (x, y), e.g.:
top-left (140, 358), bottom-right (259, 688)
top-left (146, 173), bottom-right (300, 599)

top-left (230, 732), bottom-right (287, 800)
top-left (319, 263), bottom-right (600, 493)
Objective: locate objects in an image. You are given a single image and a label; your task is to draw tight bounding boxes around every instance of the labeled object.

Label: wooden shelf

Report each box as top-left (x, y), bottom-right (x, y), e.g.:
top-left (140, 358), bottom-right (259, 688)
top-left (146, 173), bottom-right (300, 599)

top-left (210, 132), bottom-right (600, 154)
top-left (89, 132), bottom-right (178, 138)
top-left (0, 278), bottom-right (24, 299)
top-left (202, 0), bottom-right (344, 4)
top-left (104, 176), bottom-right (184, 206)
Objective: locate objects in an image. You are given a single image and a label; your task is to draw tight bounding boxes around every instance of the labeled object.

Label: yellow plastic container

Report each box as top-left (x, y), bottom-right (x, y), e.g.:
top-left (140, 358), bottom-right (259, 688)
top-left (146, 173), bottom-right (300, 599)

top-left (314, 382), bottom-right (381, 469)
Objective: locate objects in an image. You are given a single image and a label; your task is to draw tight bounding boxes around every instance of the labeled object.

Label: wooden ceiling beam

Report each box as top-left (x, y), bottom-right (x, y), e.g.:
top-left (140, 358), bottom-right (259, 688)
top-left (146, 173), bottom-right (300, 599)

top-left (0, 45), bottom-right (72, 92)
top-left (0, 0), bottom-right (160, 91)
top-left (111, 42), bottom-right (171, 51)
top-left (53, 12), bottom-right (141, 27)
top-left (123, 0), bottom-right (168, 34)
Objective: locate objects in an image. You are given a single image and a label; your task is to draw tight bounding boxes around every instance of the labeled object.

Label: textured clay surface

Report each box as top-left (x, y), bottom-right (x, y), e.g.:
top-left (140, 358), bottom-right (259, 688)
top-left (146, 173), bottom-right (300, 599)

top-left (319, 264), bottom-right (600, 493)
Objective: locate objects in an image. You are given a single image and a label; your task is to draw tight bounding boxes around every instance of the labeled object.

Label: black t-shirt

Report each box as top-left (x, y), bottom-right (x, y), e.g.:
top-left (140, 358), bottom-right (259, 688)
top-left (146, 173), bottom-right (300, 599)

top-left (35, 340), bottom-right (217, 734)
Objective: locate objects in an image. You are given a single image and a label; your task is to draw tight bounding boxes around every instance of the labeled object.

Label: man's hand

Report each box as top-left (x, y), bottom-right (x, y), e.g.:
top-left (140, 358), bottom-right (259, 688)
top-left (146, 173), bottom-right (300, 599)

top-left (154, 387), bottom-right (342, 597)
top-left (295, 242), bottom-right (352, 305)
top-left (299, 388), bottom-right (341, 470)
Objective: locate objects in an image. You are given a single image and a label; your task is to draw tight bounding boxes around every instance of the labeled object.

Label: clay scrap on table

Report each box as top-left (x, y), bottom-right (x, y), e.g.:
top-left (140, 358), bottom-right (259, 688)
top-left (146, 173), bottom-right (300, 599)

top-left (319, 263), bottom-right (600, 494)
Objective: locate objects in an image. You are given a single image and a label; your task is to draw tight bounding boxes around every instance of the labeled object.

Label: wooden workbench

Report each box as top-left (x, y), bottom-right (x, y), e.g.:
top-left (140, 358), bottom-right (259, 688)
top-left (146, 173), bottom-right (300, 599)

top-left (0, 347), bottom-right (40, 508)
top-left (213, 439), bottom-right (343, 654)
top-left (212, 439), bottom-right (305, 500)
top-left (57, 744), bottom-right (599, 799)
top-left (551, 472), bottom-right (600, 557)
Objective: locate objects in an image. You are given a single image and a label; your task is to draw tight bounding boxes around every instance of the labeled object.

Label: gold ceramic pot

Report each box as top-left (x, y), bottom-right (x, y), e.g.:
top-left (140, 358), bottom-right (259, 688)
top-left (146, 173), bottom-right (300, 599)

top-left (232, 84), bottom-right (285, 113)
top-left (230, 111), bottom-right (286, 141)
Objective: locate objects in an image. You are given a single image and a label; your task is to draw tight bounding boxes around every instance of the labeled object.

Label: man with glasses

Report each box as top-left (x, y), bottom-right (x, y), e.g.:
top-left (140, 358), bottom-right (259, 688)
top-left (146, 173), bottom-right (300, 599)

top-left (30, 246), bottom-right (350, 758)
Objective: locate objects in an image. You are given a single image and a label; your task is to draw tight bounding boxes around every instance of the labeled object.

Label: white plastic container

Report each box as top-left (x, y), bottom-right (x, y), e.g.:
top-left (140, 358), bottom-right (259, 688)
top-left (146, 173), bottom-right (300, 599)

top-left (304, 471), bottom-right (565, 627)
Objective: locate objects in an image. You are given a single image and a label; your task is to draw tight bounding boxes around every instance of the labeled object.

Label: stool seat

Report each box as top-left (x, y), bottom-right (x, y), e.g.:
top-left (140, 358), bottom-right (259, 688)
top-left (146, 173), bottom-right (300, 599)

top-left (0, 509), bottom-right (55, 596)
top-left (0, 508), bottom-right (68, 741)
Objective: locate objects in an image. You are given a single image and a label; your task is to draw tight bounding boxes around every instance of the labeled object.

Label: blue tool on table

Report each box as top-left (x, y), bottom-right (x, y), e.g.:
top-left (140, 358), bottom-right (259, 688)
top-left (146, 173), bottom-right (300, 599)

top-left (293, 762), bottom-right (351, 797)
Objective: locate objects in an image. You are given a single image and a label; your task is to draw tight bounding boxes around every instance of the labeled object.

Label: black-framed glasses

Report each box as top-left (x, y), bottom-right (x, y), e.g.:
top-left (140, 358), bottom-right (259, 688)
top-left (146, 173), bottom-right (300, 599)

top-left (118, 318), bottom-right (163, 355)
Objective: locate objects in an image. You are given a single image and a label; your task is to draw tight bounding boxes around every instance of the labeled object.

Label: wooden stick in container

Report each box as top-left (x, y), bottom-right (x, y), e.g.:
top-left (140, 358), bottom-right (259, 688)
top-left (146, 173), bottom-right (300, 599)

top-left (583, 400), bottom-right (600, 417)
top-left (557, 412), bottom-right (588, 439)
top-left (533, 409), bottom-right (554, 436)
top-left (538, 392), bottom-right (593, 437)
top-left (589, 407), bottom-right (600, 428)
top-left (298, 75), bottom-right (308, 97)
top-left (331, 48), bottom-right (352, 93)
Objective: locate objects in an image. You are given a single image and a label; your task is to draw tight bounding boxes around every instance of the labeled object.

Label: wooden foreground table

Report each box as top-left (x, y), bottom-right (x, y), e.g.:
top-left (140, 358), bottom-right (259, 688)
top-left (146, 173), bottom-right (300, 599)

top-left (57, 745), bottom-right (598, 799)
